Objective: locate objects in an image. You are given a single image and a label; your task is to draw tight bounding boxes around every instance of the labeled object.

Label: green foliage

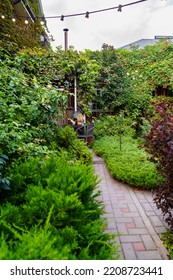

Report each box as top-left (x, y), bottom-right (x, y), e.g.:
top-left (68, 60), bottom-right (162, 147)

top-left (145, 102), bottom-right (173, 232)
top-left (0, 225), bottom-right (75, 260)
top-left (94, 115), bottom-right (135, 140)
top-left (161, 230), bottom-right (173, 260)
top-left (86, 46), bottom-right (131, 113)
top-left (0, 156), bottom-right (119, 260)
top-left (0, 154), bottom-right (11, 191)
top-left (116, 41), bottom-right (173, 132)
top-left (0, 0), bottom-right (48, 51)
top-left (57, 126), bottom-right (93, 164)
top-left (0, 52), bottom-right (67, 157)
top-left (93, 135), bottom-right (161, 190)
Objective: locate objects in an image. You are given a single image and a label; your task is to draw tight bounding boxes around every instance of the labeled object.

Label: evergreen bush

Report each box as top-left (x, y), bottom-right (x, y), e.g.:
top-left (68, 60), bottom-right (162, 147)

top-left (0, 156), bottom-right (119, 260)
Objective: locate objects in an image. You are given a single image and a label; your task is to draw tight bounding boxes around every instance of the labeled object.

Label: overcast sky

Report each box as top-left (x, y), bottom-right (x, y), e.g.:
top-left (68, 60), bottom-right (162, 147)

top-left (41, 0), bottom-right (173, 51)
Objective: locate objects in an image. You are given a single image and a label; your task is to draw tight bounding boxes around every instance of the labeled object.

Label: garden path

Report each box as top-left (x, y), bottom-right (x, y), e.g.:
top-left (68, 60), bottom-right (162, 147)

top-left (93, 152), bottom-right (169, 260)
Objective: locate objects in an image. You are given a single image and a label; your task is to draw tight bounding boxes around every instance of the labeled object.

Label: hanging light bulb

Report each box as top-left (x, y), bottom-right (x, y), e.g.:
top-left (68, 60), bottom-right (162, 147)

top-left (85, 11), bottom-right (89, 18)
top-left (40, 17), bottom-right (45, 25)
top-left (12, 16), bottom-right (16, 23)
top-left (25, 19), bottom-right (29, 24)
top-left (1, 15), bottom-right (5, 19)
top-left (60, 15), bottom-right (64, 21)
top-left (117, 5), bottom-right (122, 12)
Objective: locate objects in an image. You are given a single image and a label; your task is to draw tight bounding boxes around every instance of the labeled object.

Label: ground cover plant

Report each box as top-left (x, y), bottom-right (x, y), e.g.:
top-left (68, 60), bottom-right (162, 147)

top-left (93, 115), bottom-right (160, 190)
top-left (93, 135), bottom-right (160, 190)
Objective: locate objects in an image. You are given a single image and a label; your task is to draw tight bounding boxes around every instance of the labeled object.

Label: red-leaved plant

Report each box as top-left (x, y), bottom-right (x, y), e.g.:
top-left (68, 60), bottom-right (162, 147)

top-left (145, 102), bottom-right (173, 232)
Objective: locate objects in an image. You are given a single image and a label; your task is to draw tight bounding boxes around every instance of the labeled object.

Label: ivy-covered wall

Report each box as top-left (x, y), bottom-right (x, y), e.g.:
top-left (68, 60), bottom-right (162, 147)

top-left (0, 0), bottom-right (49, 52)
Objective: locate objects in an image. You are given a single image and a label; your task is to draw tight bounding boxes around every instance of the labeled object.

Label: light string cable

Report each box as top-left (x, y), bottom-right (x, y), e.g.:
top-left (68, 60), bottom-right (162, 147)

top-left (2, 0), bottom-right (148, 22)
top-left (45, 0), bottom-right (147, 20)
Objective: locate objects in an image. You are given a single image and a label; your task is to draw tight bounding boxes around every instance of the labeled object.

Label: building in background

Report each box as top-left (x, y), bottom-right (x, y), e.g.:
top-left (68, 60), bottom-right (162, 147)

top-left (119, 36), bottom-right (173, 50)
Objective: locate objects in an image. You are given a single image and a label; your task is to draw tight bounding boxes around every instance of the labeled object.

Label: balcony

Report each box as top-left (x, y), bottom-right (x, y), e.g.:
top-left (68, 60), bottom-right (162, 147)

top-left (13, 0), bottom-right (36, 22)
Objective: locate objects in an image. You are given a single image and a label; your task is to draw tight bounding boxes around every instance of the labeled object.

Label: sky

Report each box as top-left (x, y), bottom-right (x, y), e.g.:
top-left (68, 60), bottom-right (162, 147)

top-left (41, 0), bottom-right (173, 51)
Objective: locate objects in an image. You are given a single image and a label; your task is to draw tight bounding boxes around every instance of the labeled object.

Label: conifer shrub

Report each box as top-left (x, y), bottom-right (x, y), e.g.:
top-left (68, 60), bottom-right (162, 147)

top-left (0, 225), bottom-right (76, 260)
top-left (0, 156), bottom-right (119, 260)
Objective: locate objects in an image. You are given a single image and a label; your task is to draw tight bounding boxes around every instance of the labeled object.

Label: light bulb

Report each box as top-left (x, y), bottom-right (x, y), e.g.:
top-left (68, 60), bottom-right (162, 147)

top-left (85, 12), bottom-right (89, 18)
top-left (117, 5), bottom-right (122, 12)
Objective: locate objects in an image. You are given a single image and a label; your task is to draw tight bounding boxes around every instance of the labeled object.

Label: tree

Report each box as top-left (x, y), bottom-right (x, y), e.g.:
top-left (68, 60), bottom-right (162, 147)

top-left (86, 44), bottom-right (130, 114)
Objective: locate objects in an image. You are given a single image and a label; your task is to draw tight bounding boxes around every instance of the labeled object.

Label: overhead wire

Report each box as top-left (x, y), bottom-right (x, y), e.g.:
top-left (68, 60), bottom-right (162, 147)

top-left (1, 0), bottom-right (148, 22)
top-left (43, 0), bottom-right (147, 20)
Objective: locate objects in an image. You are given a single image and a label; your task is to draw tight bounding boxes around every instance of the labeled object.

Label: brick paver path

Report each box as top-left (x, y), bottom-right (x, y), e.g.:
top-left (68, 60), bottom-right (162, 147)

top-left (93, 153), bottom-right (169, 260)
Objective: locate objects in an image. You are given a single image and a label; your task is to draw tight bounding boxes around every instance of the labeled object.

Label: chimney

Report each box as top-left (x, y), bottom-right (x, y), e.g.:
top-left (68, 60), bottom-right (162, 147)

top-left (63, 28), bottom-right (69, 51)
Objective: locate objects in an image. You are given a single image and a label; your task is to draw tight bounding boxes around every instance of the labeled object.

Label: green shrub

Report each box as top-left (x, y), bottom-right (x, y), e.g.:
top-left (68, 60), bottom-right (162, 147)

top-left (94, 115), bottom-right (135, 140)
top-left (0, 154), bottom-right (11, 191)
top-left (0, 225), bottom-right (75, 260)
top-left (93, 135), bottom-right (161, 190)
top-left (57, 126), bottom-right (93, 164)
top-left (0, 155), bottom-right (119, 260)
top-left (145, 102), bottom-right (173, 232)
top-left (161, 230), bottom-right (173, 260)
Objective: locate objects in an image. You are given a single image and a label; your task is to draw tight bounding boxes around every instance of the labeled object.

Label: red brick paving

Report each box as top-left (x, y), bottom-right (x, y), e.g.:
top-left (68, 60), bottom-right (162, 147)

top-left (133, 242), bottom-right (146, 251)
top-left (126, 222), bottom-right (136, 229)
top-left (93, 152), bottom-right (169, 260)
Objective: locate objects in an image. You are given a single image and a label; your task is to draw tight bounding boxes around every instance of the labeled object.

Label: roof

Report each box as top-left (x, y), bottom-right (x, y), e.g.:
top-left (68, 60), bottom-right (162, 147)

top-left (13, 0), bottom-right (44, 22)
top-left (119, 36), bottom-right (173, 50)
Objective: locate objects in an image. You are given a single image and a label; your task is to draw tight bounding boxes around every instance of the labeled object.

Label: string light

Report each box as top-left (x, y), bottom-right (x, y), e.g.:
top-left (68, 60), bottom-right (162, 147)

top-left (85, 11), bottom-right (89, 18)
top-left (117, 5), bottom-right (122, 12)
top-left (24, 19), bottom-right (29, 25)
top-left (48, 0), bottom-right (147, 20)
top-left (12, 14), bottom-right (16, 22)
top-left (0, 0), bottom-right (147, 23)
